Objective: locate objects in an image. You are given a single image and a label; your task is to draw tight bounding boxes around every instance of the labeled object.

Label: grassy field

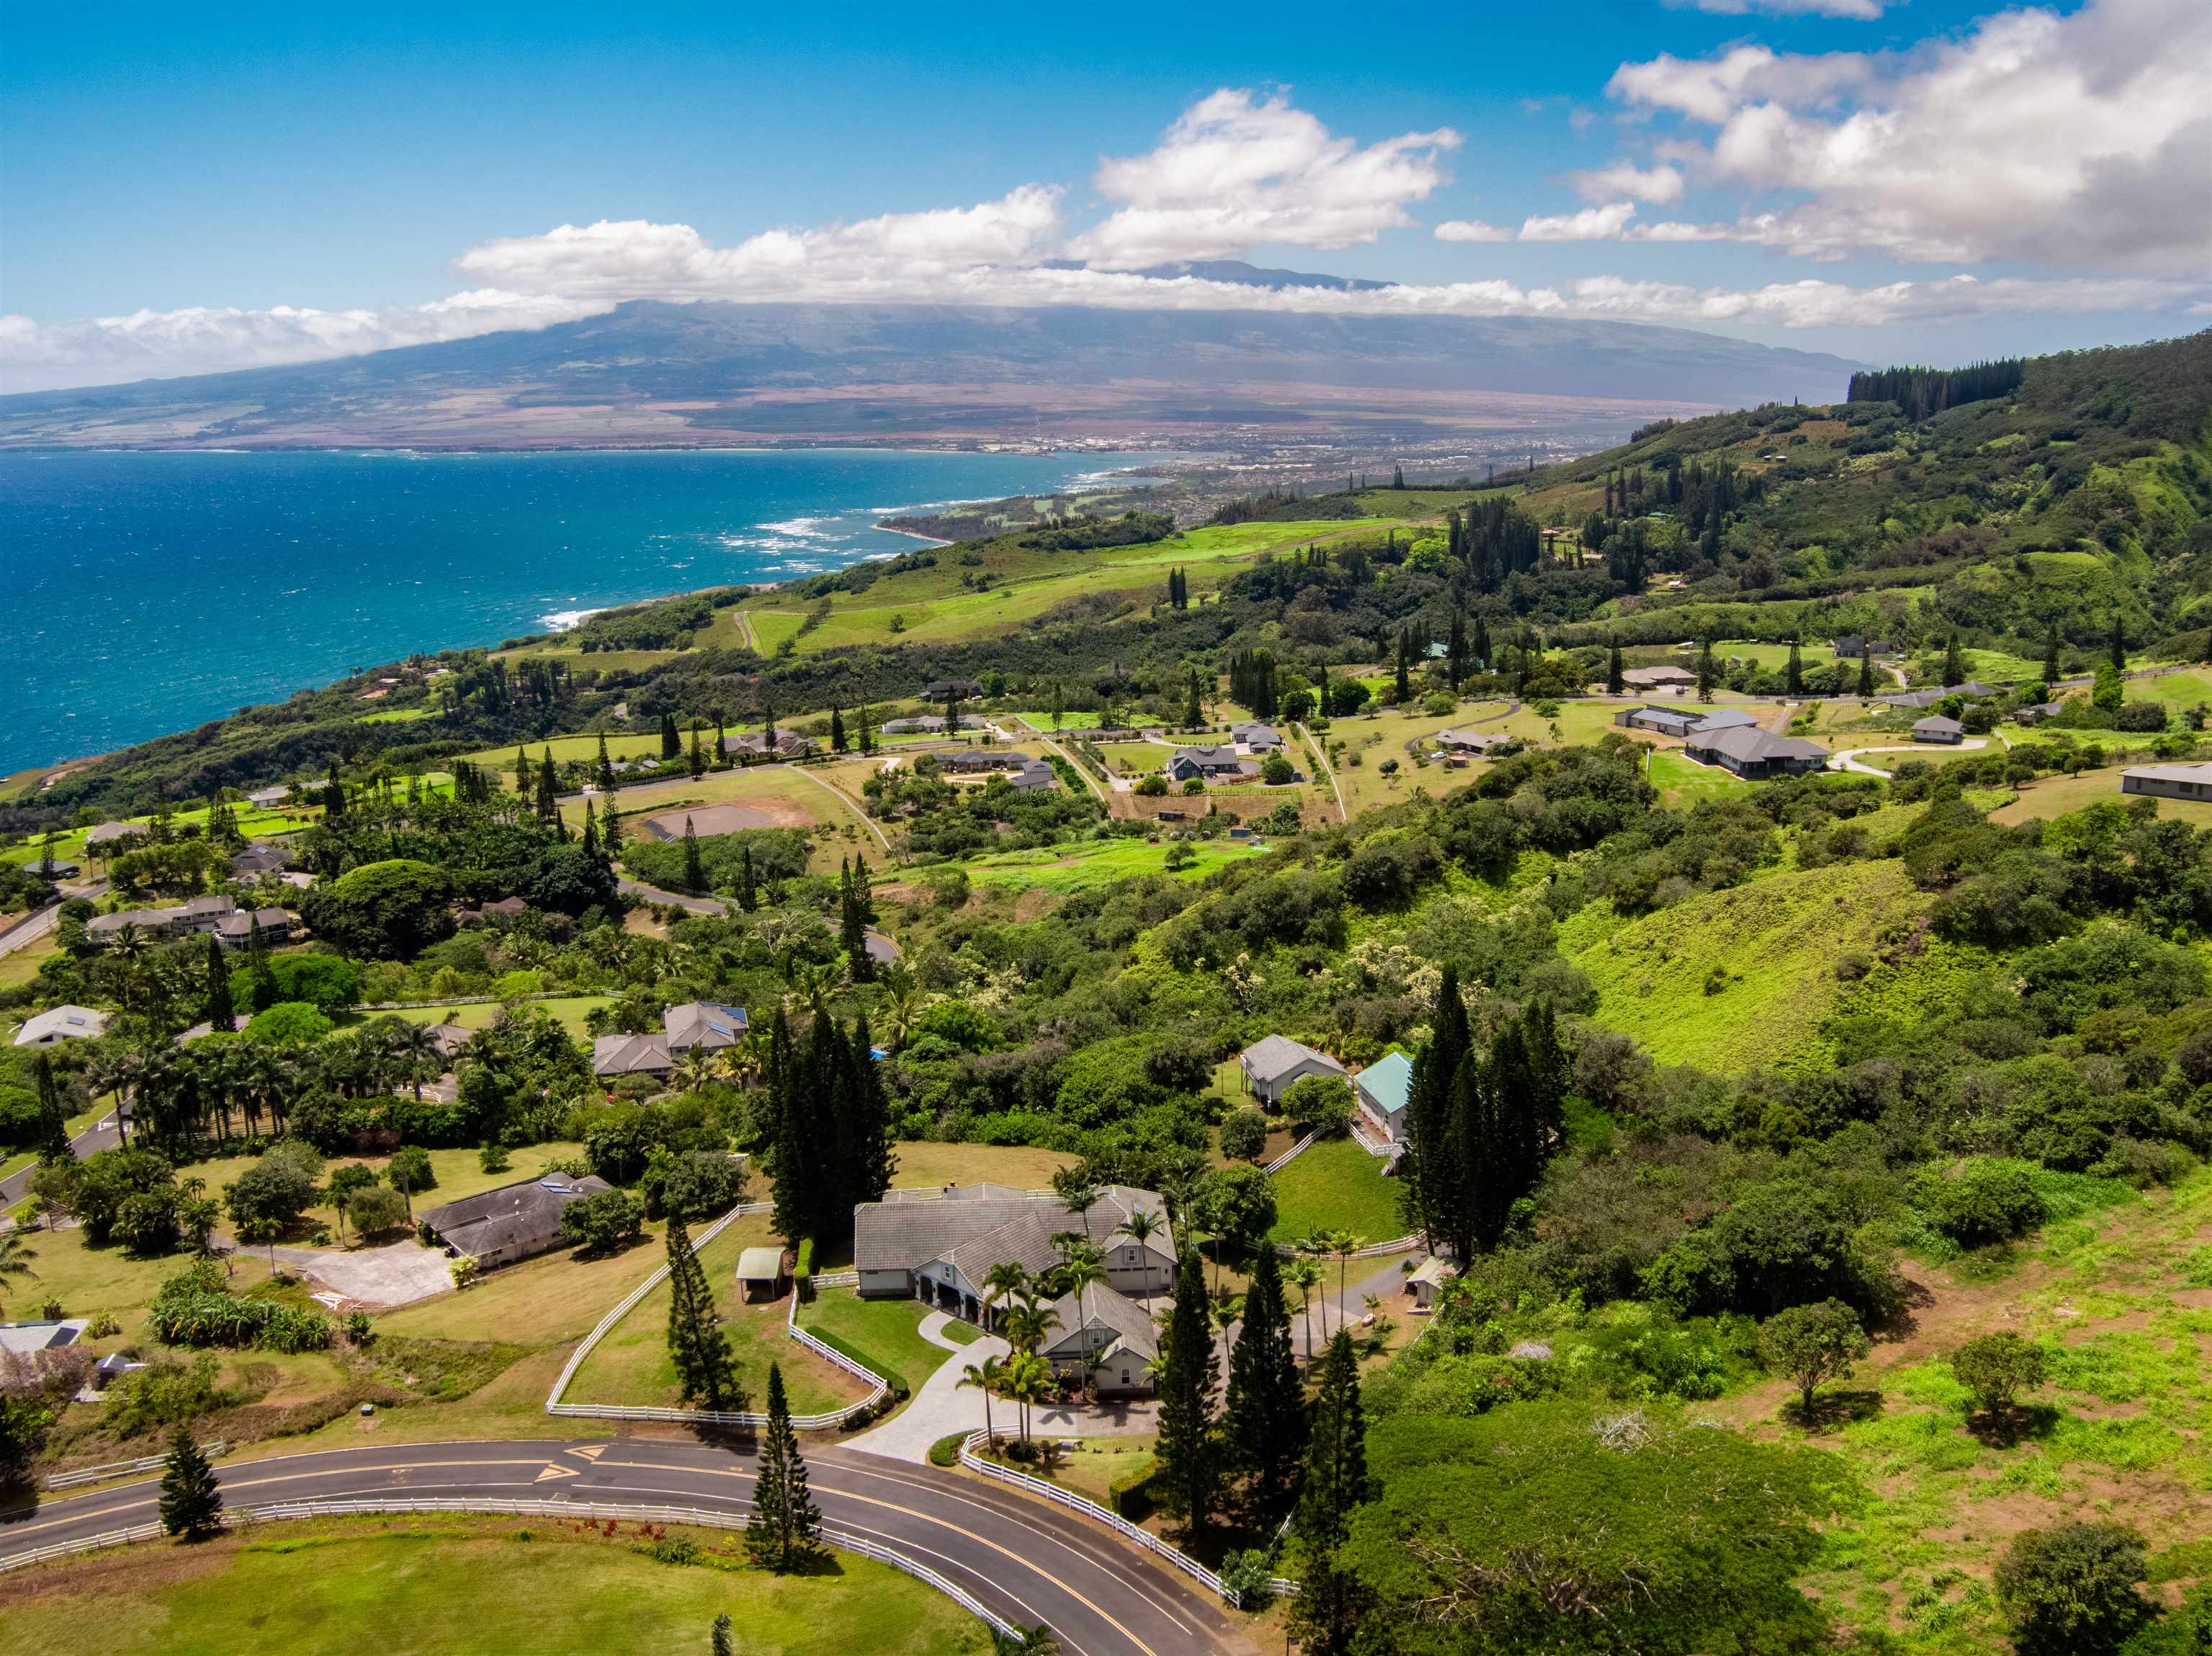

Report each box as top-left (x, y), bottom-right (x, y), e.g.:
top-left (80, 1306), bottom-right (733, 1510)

top-left (1093, 741), bottom-right (1169, 776)
top-left (1563, 859), bottom-right (1930, 1073)
top-left (1, 1219), bottom-right (281, 1341)
top-left (1009, 709), bottom-right (1105, 731)
top-left (1267, 1136), bottom-right (1406, 1246)
top-left (1990, 765), bottom-right (2212, 827)
top-left (962, 837), bottom-right (1263, 894)
top-left (797, 1289), bottom-right (956, 1393)
top-left (562, 1214), bottom-right (859, 1416)
top-left (356, 704), bottom-right (434, 724)
top-left (1326, 703), bottom-right (1501, 814)
top-left (1645, 748), bottom-right (1760, 804)
top-left (0, 1518), bottom-right (989, 1656)
top-left (375, 997), bottom-right (613, 1039)
top-left (455, 731), bottom-right (670, 774)
top-left (3, 801), bottom-right (310, 868)
top-left (886, 1140), bottom-right (1073, 1192)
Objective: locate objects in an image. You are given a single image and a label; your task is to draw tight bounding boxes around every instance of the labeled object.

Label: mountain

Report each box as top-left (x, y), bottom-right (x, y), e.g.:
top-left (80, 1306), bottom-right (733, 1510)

top-left (0, 300), bottom-right (1862, 451)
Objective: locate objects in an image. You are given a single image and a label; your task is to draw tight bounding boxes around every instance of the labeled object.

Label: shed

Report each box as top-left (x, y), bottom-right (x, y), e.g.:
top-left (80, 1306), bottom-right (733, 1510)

top-left (735, 1246), bottom-right (787, 1301)
top-left (1408, 1257), bottom-right (1453, 1310)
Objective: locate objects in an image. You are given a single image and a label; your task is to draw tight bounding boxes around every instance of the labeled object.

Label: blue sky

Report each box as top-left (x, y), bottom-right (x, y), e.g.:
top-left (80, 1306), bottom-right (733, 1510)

top-left (4, 1), bottom-right (2206, 389)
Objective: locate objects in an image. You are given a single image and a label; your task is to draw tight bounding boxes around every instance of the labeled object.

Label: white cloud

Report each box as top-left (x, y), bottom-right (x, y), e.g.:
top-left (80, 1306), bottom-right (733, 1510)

top-left (1066, 89), bottom-right (1460, 268)
top-left (1519, 202), bottom-right (1642, 241)
top-left (0, 289), bottom-right (603, 393)
top-left (1666, 0), bottom-right (1886, 17)
top-left (1567, 161), bottom-right (1685, 204)
top-left (1434, 220), bottom-right (1515, 243)
top-left (1610, 0), bottom-right (2212, 271)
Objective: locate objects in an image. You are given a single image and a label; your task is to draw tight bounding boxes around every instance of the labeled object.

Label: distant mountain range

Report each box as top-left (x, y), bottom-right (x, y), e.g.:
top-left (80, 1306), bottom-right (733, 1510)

top-left (0, 296), bottom-right (1864, 451)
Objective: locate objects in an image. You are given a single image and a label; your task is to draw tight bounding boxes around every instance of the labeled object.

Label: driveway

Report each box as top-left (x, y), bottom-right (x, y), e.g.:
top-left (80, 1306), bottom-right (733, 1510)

top-left (845, 1311), bottom-right (1010, 1462)
top-left (265, 1237), bottom-right (457, 1308)
top-left (1828, 737), bottom-right (1990, 775)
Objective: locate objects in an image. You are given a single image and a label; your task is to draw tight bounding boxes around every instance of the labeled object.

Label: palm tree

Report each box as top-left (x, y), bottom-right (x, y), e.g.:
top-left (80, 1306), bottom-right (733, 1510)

top-left (959, 1355), bottom-right (1004, 1448)
top-left (1002, 1351), bottom-right (1053, 1446)
top-left (383, 1018), bottom-right (444, 1101)
top-left (1288, 1258), bottom-right (1324, 1362)
top-left (1121, 1206), bottom-right (1164, 1300)
top-left (0, 1231), bottom-right (39, 1316)
top-left (1054, 1255), bottom-right (1110, 1400)
top-left (1325, 1229), bottom-right (1364, 1328)
top-left (673, 1047), bottom-right (716, 1095)
top-left (1297, 1232), bottom-right (1334, 1339)
top-left (981, 1261), bottom-right (1029, 1333)
top-left (1001, 1293), bottom-right (1060, 1357)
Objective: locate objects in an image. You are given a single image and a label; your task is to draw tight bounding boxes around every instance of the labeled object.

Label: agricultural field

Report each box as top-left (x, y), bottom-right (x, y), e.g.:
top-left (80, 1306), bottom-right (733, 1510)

top-left (961, 837), bottom-right (1264, 894)
top-left (1563, 858), bottom-right (1931, 1073)
top-left (0, 1517), bottom-right (988, 1656)
top-left (1267, 1137), bottom-right (1406, 1247)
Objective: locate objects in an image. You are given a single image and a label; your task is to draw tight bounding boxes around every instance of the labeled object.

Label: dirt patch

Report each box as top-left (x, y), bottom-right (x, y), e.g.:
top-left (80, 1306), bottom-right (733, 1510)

top-left (641, 799), bottom-right (810, 838)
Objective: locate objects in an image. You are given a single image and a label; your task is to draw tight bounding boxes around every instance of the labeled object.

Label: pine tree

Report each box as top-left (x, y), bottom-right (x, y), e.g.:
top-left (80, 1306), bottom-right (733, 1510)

top-left (840, 859), bottom-right (873, 981)
top-left (737, 842), bottom-right (758, 912)
top-left (602, 800), bottom-right (623, 854)
top-left (323, 762), bottom-right (346, 820)
top-left (513, 744), bottom-right (530, 798)
top-left (2044, 624), bottom-right (2062, 684)
top-left (32, 1051), bottom-right (68, 1159)
top-left (660, 712), bottom-right (680, 759)
top-left (246, 918), bottom-right (280, 1014)
top-left (746, 1364), bottom-right (822, 1571)
top-left (1403, 967), bottom-right (1471, 1260)
top-left (665, 1212), bottom-right (743, 1410)
top-left (1943, 634), bottom-right (1965, 687)
top-left (158, 1426), bottom-right (223, 1539)
top-left (1471, 615), bottom-right (1491, 675)
top-left (766, 1010), bottom-right (815, 1244)
top-left (1696, 639), bottom-right (1717, 698)
top-left (581, 801), bottom-right (601, 857)
top-left (1393, 631), bottom-right (1411, 704)
top-left (1289, 1331), bottom-right (1372, 1654)
top-left (1786, 639), bottom-right (1804, 696)
top-left (536, 747), bottom-right (559, 822)
top-left (595, 733), bottom-right (615, 793)
top-left (1154, 1249), bottom-right (1221, 1538)
top-left (203, 935), bottom-right (235, 1033)
top-left (682, 816), bottom-right (705, 894)
top-left (945, 683), bottom-right (962, 740)
top-left (688, 721), bottom-right (706, 778)
top-left (2110, 613), bottom-right (2127, 674)
top-left (1392, 461), bottom-right (1404, 490)
top-left (843, 1014), bottom-right (896, 1211)
top-left (1224, 1246), bottom-right (1304, 1511)
top-left (1184, 668), bottom-right (1203, 730)
top-left (1445, 612), bottom-right (1467, 690)
top-left (1858, 650), bottom-right (1875, 699)
top-left (830, 706), bottom-right (847, 752)
top-left (857, 703), bottom-right (874, 755)
top-left (1606, 638), bottom-right (1624, 696)
top-left (711, 1614), bottom-right (734, 1656)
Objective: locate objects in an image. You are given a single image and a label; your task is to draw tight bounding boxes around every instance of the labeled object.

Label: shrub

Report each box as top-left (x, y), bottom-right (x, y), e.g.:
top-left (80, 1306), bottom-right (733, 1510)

top-left (1282, 1073), bottom-right (1356, 1139)
top-left (345, 1184), bottom-right (410, 1238)
top-left (1995, 1522), bottom-right (2150, 1655)
top-left (1912, 1156), bottom-right (2046, 1248)
top-left (1952, 1331), bottom-right (2049, 1416)
top-left (1218, 1107), bottom-right (1269, 1163)
top-left (244, 1001), bottom-right (334, 1045)
top-left (1136, 775), bottom-right (1169, 797)
top-left (559, 1189), bottom-right (645, 1255)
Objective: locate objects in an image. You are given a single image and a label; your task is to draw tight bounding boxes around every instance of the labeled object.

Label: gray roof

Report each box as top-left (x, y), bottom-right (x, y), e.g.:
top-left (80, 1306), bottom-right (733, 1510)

top-left (1043, 1282), bottom-right (1159, 1365)
top-left (1914, 715), bottom-right (1965, 735)
top-left (13, 1005), bottom-right (109, 1045)
top-left (1882, 681), bottom-right (1998, 710)
top-left (1685, 726), bottom-right (1828, 765)
top-left (421, 1172), bottom-right (612, 1259)
top-left (0, 1318), bottom-right (88, 1356)
top-left (1232, 723), bottom-right (1282, 748)
top-left (593, 1031), bottom-right (673, 1076)
top-left (1622, 665), bottom-right (1697, 685)
top-left (213, 907), bottom-right (295, 938)
top-left (854, 1183), bottom-right (1173, 1283)
top-left (1240, 1034), bottom-right (1346, 1084)
top-left (1692, 707), bottom-right (1760, 732)
top-left (736, 1246), bottom-right (786, 1282)
top-left (1434, 727), bottom-right (1513, 752)
top-left (721, 730), bottom-right (811, 756)
top-left (665, 1002), bottom-right (747, 1050)
top-left (423, 1023), bottom-right (477, 1061)
top-left (2124, 762), bottom-right (2212, 785)
top-left (84, 822), bottom-right (145, 845)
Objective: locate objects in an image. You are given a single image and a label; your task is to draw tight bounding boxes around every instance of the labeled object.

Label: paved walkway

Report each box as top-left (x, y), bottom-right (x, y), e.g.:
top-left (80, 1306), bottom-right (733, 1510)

top-left (845, 1311), bottom-right (1009, 1462)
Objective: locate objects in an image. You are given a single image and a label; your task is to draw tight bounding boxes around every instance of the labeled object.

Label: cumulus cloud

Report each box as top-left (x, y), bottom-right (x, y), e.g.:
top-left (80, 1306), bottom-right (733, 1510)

top-left (1066, 89), bottom-right (1460, 268)
top-left (1434, 220), bottom-right (1515, 243)
top-left (1610, 0), bottom-right (2212, 270)
top-left (1519, 202), bottom-right (1642, 242)
top-left (1566, 161), bottom-right (1685, 204)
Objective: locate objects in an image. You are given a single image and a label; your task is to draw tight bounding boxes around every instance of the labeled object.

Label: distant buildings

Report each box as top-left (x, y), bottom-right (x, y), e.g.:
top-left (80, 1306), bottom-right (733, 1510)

top-left (12, 1005), bottom-right (109, 1048)
top-left (1431, 728), bottom-right (1516, 757)
top-left (1912, 716), bottom-right (1967, 744)
top-left (721, 730), bottom-right (814, 760)
top-left (246, 785), bottom-right (292, 808)
top-left (937, 750), bottom-right (1059, 791)
top-left (1881, 682), bottom-right (1997, 710)
top-left (1231, 722), bottom-right (1282, 752)
top-left (1166, 745), bottom-right (1259, 784)
top-left (1620, 665), bottom-right (1699, 692)
top-left (85, 896), bottom-right (295, 949)
top-left (1613, 705), bottom-right (1758, 739)
top-left (592, 1001), bottom-right (750, 1080)
top-left (881, 714), bottom-right (982, 736)
top-left (1831, 636), bottom-right (1897, 660)
top-left (921, 679), bottom-right (984, 701)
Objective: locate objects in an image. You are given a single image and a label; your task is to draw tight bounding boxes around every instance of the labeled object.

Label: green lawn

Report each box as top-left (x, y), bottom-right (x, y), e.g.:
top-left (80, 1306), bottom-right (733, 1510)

top-left (1645, 749), bottom-right (1760, 804)
top-left (0, 1519), bottom-right (989, 1656)
top-left (356, 705), bottom-right (434, 724)
top-left (3, 801), bottom-right (310, 869)
top-left (1267, 1136), bottom-right (1406, 1246)
top-left (798, 1290), bottom-right (961, 1394)
top-left (376, 996), bottom-right (614, 1039)
top-left (1092, 741), bottom-right (1168, 775)
top-left (963, 837), bottom-right (1263, 894)
top-left (1009, 709), bottom-right (1103, 730)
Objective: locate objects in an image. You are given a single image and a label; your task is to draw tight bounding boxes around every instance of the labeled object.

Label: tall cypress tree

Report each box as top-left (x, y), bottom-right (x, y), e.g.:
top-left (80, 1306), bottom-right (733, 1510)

top-left (203, 935), bottom-right (235, 1033)
top-left (1606, 637), bottom-right (1624, 695)
top-left (1472, 614), bottom-right (1491, 675)
top-left (1154, 1249), bottom-right (1222, 1539)
top-left (1184, 668), bottom-right (1203, 730)
top-left (666, 1212), bottom-right (742, 1409)
top-left (682, 816), bottom-right (705, 894)
top-left (746, 1364), bottom-right (822, 1570)
top-left (660, 712), bottom-right (680, 759)
top-left (32, 1051), bottom-right (68, 1159)
top-left (2110, 613), bottom-right (2127, 674)
top-left (2044, 624), bottom-right (2062, 684)
top-left (845, 1014), bottom-right (896, 1213)
top-left (1696, 639), bottom-right (1717, 698)
top-left (514, 744), bottom-right (530, 798)
top-left (602, 799), bottom-right (623, 854)
top-left (158, 1426), bottom-right (223, 1539)
top-left (535, 749), bottom-right (559, 822)
top-left (1857, 649), bottom-right (1875, 699)
top-left (857, 703), bottom-right (874, 755)
top-left (595, 733), bottom-right (616, 793)
top-left (737, 842), bottom-right (758, 912)
top-left (1393, 631), bottom-right (1411, 704)
top-left (246, 918), bottom-right (280, 1014)
top-left (1224, 1245), bottom-right (1304, 1511)
top-left (1290, 1331), bottom-right (1372, 1654)
top-left (688, 721), bottom-right (706, 778)
top-left (840, 859), bottom-right (873, 981)
top-left (1786, 640), bottom-right (1804, 696)
top-left (830, 706), bottom-right (848, 753)
top-left (768, 1009), bottom-right (818, 1244)
top-left (1402, 967), bottom-right (1470, 1259)
top-left (1943, 634), bottom-right (1965, 686)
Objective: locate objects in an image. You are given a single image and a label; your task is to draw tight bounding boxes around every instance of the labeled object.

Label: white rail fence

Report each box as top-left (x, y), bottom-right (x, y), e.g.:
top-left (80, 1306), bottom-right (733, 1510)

top-left (543, 1204), bottom-right (888, 1431)
top-left (1261, 1130), bottom-right (1319, 1174)
top-left (1271, 1232), bottom-right (1424, 1261)
top-left (0, 1498), bottom-right (1028, 1642)
top-left (45, 1441), bottom-right (225, 1491)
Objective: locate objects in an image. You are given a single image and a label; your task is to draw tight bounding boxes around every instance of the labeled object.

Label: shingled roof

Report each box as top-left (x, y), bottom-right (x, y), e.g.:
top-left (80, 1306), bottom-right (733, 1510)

top-left (421, 1171), bottom-right (611, 1260)
top-left (854, 1183), bottom-right (1173, 1281)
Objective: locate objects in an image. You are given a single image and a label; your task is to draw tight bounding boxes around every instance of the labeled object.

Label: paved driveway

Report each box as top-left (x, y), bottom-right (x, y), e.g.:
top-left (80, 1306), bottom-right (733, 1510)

top-left (267, 1238), bottom-right (457, 1308)
top-left (845, 1311), bottom-right (1010, 1462)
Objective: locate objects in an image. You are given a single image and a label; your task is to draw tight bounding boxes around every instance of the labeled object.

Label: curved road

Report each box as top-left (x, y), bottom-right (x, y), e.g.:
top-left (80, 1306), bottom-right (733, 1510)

top-left (0, 1437), bottom-right (1249, 1656)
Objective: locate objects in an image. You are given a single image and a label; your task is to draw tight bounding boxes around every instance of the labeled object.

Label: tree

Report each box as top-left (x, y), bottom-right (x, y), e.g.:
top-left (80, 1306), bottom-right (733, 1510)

top-left (665, 1212), bottom-right (743, 1410)
top-left (1290, 1330), bottom-right (1370, 1653)
top-left (681, 816), bottom-right (706, 894)
top-left (1953, 1331), bottom-right (2049, 1418)
top-left (711, 1613), bottom-right (734, 1656)
top-left (1606, 638), bottom-right (1624, 695)
top-left (660, 712), bottom-right (681, 760)
top-left (1696, 638), bottom-right (1717, 698)
top-left (746, 1364), bottom-right (822, 1570)
top-left (297, 859), bottom-right (455, 960)
top-left (1995, 1522), bottom-right (2150, 1655)
top-left (960, 1355), bottom-right (1004, 1446)
top-left (202, 935), bottom-right (235, 1033)
top-left (1259, 752), bottom-right (1295, 786)
top-left (1394, 631), bottom-right (1411, 704)
top-left (1184, 668), bottom-right (1203, 730)
top-left (158, 1426), bottom-right (224, 1539)
top-left (536, 747), bottom-right (560, 821)
top-left (1785, 639), bottom-right (1804, 696)
top-left (1857, 649), bottom-right (1875, 699)
top-left (386, 1145), bottom-right (436, 1220)
top-left (1758, 1299), bottom-right (1870, 1423)
top-left (2110, 612), bottom-right (2128, 674)
top-left (1154, 1249), bottom-right (1221, 1538)
top-left (237, 1213), bottom-right (286, 1271)
top-left (559, 1188), bottom-right (644, 1255)
top-left (1218, 1107), bottom-right (1268, 1163)
top-left (1402, 966), bottom-right (1471, 1258)
top-left (1943, 634), bottom-right (1966, 685)
top-left (0, 1230), bottom-right (37, 1317)
top-left (2045, 623), bottom-right (2063, 684)
top-left (343, 1184), bottom-right (408, 1240)
top-left (1224, 1246), bottom-right (1303, 1511)
top-left (1287, 1257), bottom-right (1323, 1362)
top-left (1202, 1164), bottom-right (1277, 1266)
top-left (1282, 1074), bottom-right (1354, 1139)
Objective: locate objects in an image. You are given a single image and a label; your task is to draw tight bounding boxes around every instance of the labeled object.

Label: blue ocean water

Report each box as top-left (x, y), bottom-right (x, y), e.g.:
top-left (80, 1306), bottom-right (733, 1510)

top-left (0, 447), bottom-right (1169, 773)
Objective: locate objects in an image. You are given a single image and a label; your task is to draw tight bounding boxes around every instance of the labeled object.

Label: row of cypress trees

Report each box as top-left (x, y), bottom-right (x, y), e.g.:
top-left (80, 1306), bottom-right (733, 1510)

top-left (765, 1007), bottom-right (896, 1246)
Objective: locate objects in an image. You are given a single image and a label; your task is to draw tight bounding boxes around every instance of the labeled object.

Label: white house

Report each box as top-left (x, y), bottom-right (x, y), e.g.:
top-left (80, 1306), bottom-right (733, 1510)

top-left (13, 1005), bottom-right (109, 1048)
top-left (1354, 1052), bottom-right (1414, 1143)
top-left (1238, 1035), bottom-right (1347, 1107)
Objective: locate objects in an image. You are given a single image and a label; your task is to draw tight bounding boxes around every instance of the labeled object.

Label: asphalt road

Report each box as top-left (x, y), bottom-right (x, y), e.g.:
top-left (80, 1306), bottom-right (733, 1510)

top-left (0, 1104), bottom-right (122, 1209)
top-left (0, 1437), bottom-right (1251, 1656)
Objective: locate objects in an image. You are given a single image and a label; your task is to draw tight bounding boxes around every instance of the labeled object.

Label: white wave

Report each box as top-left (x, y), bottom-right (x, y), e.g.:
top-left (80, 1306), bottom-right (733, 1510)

top-left (540, 608), bottom-right (603, 632)
top-left (756, 516), bottom-right (837, 537)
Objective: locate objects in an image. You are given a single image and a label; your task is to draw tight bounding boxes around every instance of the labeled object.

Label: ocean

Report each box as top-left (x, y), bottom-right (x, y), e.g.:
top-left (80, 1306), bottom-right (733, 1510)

top-left (0, 447), bottom-right (1170, 773)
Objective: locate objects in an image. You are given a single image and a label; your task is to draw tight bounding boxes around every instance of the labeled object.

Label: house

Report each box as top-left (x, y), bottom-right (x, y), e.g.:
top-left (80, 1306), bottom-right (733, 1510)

top-left (231, 842), bottom-right (293, 879)
top-left (13, 1005), bottom-right (109, 1047)
top-left (1238, 1035), bottom-right (1348, 1107)
top-left (853, 1183), bottom-right (1175, 1319)
top-left (246, 785), bottom-right (292, 808)
top-left (422, 1024), bottom-right (477, 1063)
top-left (0, 1318), bottom-right (88, 1358)
top-left (1613, 706), bottom-right (1704, 739)
top-left (2122, 762), bottom-right (2212, 801)
top-left (1166, 746), bottom-right (1257, 784)
top-left (419, 1171), bottom-right (615, 1270)
top-left (1354, 1051), bottom-right (1414, 1144)
top-left (921, 679), bottom-right (984, 701)
top-left (735, 1246), bottom-right (787, 1302)
top-left (83, 822), bottom-right (145, 850)
top-left (1040, 1282), bottom-right (1159, 1396)
top-left (457, 895), bottom-right (529, 928)
top-left (1408, 1256), bottom-right (1453, 1310)
top-left (936, 752), bottom-right (1056, 791)
top-left (1832, 636), bottom-right (1897, 660)
top-left (212, 907), bottom-right (298, 949)
top-left (1881, 682), bottom-right (1997, 711)
top-left (1621, 665), bottom-right (1698, 691)
top-left (721, 730), bottom-right (814, 760)
top-left (2014, 701), bottom-right (2067, 726)
top-left (25, 853), bottom-right (79, 880)
top-left (86, 894), bottom-right (243, 945)
top-left (1691, 707), bottom-right (1761, 733)
top-left (1912, 715), bottom-right (1966, 744)
top-left (1433, 728), bottom-right (1516, 757)
top-left (592, 1031), bottom-right (673, 1079)
top-left (1231, 722), bottom-right (1282, 752)
top-left (1681, 724), bottom-right (1829, 779)
top-left (665, 1002), bottom-right (749, 1053)
top-left (881, 714), bottom-right (981, 736)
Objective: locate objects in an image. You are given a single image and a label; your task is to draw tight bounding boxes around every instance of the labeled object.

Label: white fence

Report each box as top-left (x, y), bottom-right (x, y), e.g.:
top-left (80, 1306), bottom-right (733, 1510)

top-left (45, 1441), bottom-right (225, 1491)
top-left (0, 1497), bottom-right (1028, 1643)
top-left (958, 1428), bottom-right (1244, 1608)
top-left (544, 1205), bottom-right (887, 1431)
top-left (1262, 1130), bottom-right (1319, 1174)
top-left (1271, 1232), bottom-right (1424, 1261)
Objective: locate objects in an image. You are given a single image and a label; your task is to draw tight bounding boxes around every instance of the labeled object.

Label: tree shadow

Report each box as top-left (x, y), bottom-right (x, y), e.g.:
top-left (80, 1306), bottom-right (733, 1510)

top-left (1965, 1402), bottom-right (2060, 1449)
top-left (1871, 1274), bottom-right (1936, 1342)
top-left (1786, 1388), bottom-right (1886, 1431)
top-left (782, 1547), bottom-right (847, 1579)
